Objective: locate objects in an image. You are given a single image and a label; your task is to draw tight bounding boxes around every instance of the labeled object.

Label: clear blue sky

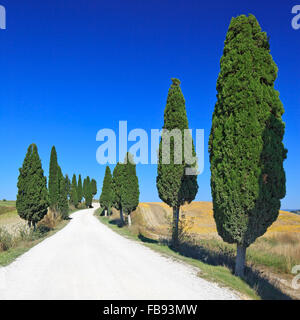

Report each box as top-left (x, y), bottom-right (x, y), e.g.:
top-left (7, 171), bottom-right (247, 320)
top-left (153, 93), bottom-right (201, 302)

top-left (0, 0), bottom-right (299, 209)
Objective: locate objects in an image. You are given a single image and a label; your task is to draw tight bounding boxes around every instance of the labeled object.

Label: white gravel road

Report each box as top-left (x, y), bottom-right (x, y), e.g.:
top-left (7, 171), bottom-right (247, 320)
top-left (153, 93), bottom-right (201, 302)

top-left (0, 205), bottom-right (239, 300)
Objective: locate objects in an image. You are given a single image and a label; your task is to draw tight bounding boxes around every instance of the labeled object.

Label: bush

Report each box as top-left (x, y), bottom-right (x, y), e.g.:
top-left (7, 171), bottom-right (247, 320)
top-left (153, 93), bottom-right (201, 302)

top-left (0, 228), bottom-right (14, 251)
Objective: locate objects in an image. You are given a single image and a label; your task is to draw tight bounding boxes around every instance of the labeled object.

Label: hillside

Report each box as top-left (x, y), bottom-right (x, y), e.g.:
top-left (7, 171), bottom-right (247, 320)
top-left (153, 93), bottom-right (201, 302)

top-left (131, 202), bottom-right (300, 238)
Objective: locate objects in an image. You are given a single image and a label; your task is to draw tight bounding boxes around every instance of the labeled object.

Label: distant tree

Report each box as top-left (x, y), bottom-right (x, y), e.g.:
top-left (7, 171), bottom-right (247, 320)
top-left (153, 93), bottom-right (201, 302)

top-left (122, 153), bottom-right (139, 226)
top-left (70, 174), bottom-right (78, 207)
top-left (57, 166), bottom-right (69, 219)
top-left (48, 146), bottom-right (59, 210)
top-left (16, 144), bottom-right (49, 230)
top-left (156, 78), bottom-right (198, 248)
top-left (209, 15), bottom-right (287, 277)
top-left (84, 176), bottom-right (93, 208)
top-left (77, 174), bottom-right (83, 203)
top-left (91, 179), bottom-right (97, 198)
top-left (65, 174), bottom-right (71, 199)
top-left (100, 166), bottom-right (113, 216)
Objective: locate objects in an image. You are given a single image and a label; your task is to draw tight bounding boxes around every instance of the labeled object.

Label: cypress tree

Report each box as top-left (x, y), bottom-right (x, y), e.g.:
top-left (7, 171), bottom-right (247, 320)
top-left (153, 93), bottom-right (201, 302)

top-left (156, 78), bottom-right (198, 248)
top-left (84, 176), bottom-right (93, 208)
top-left (122, 153), bottom-right (140, 226)
top-left (16, 144), bottom-right (49, 230)
top-left (48, 146), bottom-right (59, 210)
top-left (112, 162), bottom-right (127, 225)
top-left (209, 15), bottom-right (287, 277)
top-left (65, 174), bottom-right (71, 199)
top-left (100, 166), bottom-right (113, 216)
top-left (77, 174), bottom-right (83, 203)
top-left (57, 166), bottom-right (69, 219)
top-left (91, 179), bottom-right (97, 198)
top-left (70, 174), bottom-right (78, 207)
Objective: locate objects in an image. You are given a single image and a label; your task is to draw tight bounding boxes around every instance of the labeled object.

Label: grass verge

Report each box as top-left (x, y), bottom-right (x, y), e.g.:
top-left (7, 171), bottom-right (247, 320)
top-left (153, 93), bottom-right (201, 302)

top-left (0, 219), bottom-right (69, 266)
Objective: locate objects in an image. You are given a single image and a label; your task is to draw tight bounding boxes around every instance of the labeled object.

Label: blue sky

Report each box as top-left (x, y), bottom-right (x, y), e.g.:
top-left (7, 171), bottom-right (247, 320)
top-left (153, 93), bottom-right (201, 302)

top-left (0, 0), bottom-right (299, 209)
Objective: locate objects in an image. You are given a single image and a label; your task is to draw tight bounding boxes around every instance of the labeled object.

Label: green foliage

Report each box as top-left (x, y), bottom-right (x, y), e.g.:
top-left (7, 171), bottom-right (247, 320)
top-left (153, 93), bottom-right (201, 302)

top-left (77, 174), bottom-right (83, 203)
top-left (111, 154), bottom-right (140, 224)
top-left (57, 167), bottom-right (69, 219)
top-left (16, 144), bottom-right (49, 228)
top-left (91, 179), bottom-right (97, 197)
top-left (209, 14), bottom-right (287, 248)
top-left (157, 78), bottom-right (198, 208)
top-left (156, 79), bottom-right (198, 245)
top-left (48, 146), bottom-right (59, 210)
top-left (100, 166), bottom-right (113, 213)
top-left (70, 174), bottom-right (78, 207)
top-left (84, 176), bottom-right (93, 207)
top-left (65, 174), bottom-right (71, 199)
top-left (112, 162), bottom-right (125, 211)
top-left (122, 153), bottom-right (140, 215)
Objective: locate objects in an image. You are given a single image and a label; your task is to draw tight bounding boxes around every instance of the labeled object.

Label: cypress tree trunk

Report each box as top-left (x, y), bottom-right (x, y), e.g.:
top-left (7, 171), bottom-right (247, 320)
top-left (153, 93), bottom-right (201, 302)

top-left (127, 214), bottom-right (132, 227)
top-left (172, 207), bottom-right (179, 248)
top-left (104, 209), bottom-right (107, 217)
top-left (235, 245), bottom-right (246, 277)
top-left (28, 221), bottom-right (31, 229)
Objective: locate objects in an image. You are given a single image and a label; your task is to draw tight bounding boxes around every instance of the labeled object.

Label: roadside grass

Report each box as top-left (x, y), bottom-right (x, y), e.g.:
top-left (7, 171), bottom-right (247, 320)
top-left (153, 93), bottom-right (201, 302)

top-left (0, 219), bottom-right (69, 266)
top-left (0, 200), bottom-right (85, 266)
top-left (94, 208), bottom-right (259, 300)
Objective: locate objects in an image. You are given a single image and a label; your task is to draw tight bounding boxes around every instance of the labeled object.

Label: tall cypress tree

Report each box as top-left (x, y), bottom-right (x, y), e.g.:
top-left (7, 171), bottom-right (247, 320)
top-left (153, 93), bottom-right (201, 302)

top-left (209, 15), bottom-right (287, 277)
top-left (91, 179), bottom-right (97, 198)
top-left (156, 78), bottom-right (198, 248)
top-left (112, 162), bottom-right (127, 225)
top-left (16, 144), bottom-right (49, 230)
top-left (57, 166), bottom-right (69, 219)
top-left (84, 176), bottom-right (93, 208)
top-left (48, 146), bottom-right (59, 210)
top-left (65, 174), bottom-right (71, 199)
top-left (70, 174), bottom-right (78, 207)
top-left (100, 166), bottom-right (113, 216)
top-left (122, 153), bottom-right (140, 226)
top-left (77, 174), bottom-right (83, 203)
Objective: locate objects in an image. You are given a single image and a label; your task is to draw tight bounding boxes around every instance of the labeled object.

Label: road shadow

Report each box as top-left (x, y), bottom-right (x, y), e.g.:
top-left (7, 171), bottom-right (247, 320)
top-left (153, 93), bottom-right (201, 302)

top-left (138, 233), bottom-right (291, 300)
top-left (109, 218), bottom-right (124, 228)
top-left (175, 240), bottom-right (292, 300)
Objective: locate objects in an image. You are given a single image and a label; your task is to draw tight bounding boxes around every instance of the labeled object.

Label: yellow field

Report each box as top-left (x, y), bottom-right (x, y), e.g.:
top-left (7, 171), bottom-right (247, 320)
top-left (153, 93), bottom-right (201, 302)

top-left (136, 201), bottom-right (300, 237)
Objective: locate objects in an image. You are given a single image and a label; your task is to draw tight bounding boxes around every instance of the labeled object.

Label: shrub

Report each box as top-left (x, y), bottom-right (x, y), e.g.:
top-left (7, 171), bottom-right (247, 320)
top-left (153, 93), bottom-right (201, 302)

top-left (0, 228), bottom-right (14, 251)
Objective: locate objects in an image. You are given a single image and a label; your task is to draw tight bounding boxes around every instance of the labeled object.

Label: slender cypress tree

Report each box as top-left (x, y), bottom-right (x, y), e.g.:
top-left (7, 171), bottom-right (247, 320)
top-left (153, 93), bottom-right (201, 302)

top-left (57, 166), bottom-right (69, 219)
top-left (112, 162), bottom-right (127, 225)
top-left (65, 174), bottom-right (71, 199)
top-left (16, 144), bottom-right (49, 230)
top-left (48, 146), bottom-right (59, 210)
top-left (91, 179), bottom-right (97, 198)
top-left (70, 174), bottom-right (78, 207)
top-left (100, 166), bottom-right (113, 216)
top-left (156, 78), bottom-right (198, 248)
top-left (84, 176), bottom-right (93, 208)
top-left (122, 153), bottom-right (140, 226)
top-left (209, 15), bottom-right (287, 277)
top-left (77, 174), bottom-right (83, 203)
